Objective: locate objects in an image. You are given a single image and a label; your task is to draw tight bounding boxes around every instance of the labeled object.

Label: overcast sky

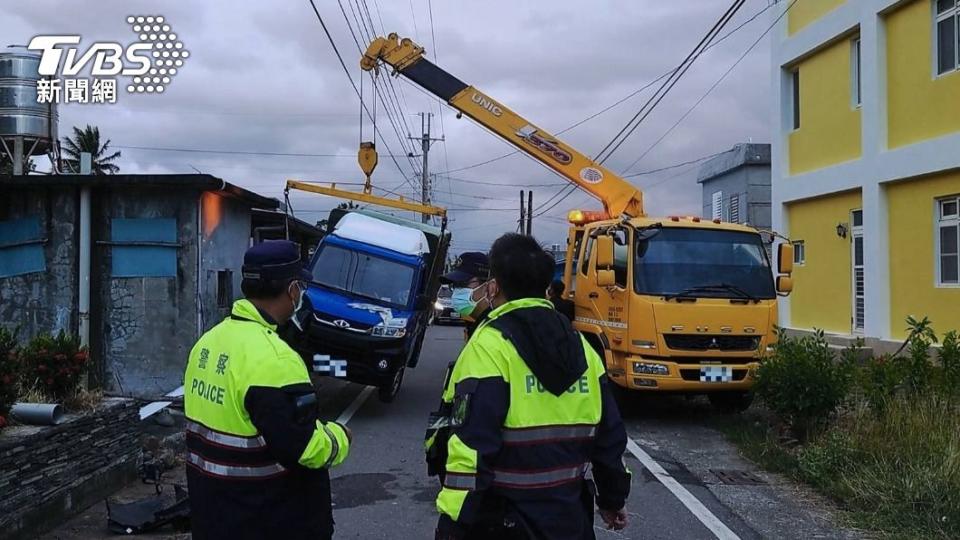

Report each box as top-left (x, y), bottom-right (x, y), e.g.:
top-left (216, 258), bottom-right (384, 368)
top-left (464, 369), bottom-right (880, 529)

top-left (3, 0), bottom-right (779, 255)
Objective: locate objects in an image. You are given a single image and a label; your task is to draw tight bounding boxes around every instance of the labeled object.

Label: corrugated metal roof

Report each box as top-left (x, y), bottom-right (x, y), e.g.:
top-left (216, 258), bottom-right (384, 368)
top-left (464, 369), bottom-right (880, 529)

top-left (697, 143), bottom-right (770, 184)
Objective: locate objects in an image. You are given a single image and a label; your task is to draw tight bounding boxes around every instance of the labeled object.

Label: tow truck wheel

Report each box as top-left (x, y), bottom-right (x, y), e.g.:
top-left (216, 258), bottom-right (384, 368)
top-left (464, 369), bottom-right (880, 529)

top-left (708, 391), bottom-right (753, 413)
top-left (378, 366), bottom-right (406, 403)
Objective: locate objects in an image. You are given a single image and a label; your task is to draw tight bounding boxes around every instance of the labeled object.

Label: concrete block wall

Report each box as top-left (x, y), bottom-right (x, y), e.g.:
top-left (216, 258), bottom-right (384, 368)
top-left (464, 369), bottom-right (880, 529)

top-left (0, 398), bottom-right (140, 540)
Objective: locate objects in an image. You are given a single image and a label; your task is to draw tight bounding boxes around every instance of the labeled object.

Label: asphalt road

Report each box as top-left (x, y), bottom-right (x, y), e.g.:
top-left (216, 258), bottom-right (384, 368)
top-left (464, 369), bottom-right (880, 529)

top-left (322, 325), bottom-right (861, 540)
top-left (46, 324), bottom-right (862, 539)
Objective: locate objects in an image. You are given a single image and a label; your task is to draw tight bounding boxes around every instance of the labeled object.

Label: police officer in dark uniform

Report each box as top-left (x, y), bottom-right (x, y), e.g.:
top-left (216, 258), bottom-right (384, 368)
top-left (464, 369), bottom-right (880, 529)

top-left (183, 240), bottom-right (351, 540)
top-left (427, 234), bottom-right (631, 539)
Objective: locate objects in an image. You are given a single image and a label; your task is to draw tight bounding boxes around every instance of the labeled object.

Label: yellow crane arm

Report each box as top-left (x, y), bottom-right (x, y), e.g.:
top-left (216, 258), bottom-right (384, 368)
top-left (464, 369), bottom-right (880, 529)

top-left (361, 33), bottom-right (644, 218)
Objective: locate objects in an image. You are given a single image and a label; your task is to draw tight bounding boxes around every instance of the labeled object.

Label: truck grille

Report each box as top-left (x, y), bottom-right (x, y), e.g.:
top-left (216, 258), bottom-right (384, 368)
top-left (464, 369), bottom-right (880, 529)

top-left (664, 334), bottom-right (760, 352)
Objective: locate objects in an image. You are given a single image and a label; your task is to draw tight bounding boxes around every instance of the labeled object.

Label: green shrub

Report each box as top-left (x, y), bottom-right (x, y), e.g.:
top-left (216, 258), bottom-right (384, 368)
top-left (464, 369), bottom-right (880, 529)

top-left (20, 331), bottom-right (89, 400)
top-left (941, 330), bottom-right (960, 397)
top-left (754, 328), bottom-right (852, 440)
top-left (860, 354), bottom-right (903, 415)
top-left (902, 315), bottom-right (937, 395)
top-left (0, 327), bottom-right (19, 430)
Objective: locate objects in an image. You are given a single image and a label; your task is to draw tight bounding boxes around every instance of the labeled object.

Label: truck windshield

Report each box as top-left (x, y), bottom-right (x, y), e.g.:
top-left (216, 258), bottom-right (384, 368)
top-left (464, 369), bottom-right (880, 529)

top-left (634, 228), bottom-right (775, 299)
top-left (311, 244), bottom-right (417, 308)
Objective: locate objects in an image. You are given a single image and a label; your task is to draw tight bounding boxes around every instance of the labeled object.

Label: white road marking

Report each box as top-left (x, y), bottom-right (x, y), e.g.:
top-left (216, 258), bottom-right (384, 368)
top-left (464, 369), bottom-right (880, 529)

top-left (336, 386), bottom-right (375, 424)
top-left (626, 439), bottom-right (740, 540)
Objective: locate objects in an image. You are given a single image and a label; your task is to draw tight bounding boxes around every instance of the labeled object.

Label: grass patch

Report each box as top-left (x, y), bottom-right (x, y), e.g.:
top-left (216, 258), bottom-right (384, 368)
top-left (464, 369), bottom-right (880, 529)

top-left (721, 397), bottom-right (960, 539)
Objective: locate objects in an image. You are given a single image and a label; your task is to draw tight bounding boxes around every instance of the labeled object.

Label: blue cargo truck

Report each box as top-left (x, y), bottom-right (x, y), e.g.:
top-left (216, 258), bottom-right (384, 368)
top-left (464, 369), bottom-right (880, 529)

top-left (285, 209), bottom-right (450, 402)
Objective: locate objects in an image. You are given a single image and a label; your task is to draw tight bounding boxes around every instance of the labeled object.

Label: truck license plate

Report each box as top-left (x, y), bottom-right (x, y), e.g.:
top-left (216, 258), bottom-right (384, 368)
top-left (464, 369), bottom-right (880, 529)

top-left (700, 366), bottom-right (732, 383)
top-left (450, 312), bottom-right (459, 318)
top-left (313, 355), bottom-right (348, 377)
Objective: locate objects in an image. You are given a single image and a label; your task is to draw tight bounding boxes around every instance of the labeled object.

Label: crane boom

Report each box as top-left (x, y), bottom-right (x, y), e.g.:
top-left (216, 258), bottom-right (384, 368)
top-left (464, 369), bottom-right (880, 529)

top-left (361, 33), bottom-right (644, 218)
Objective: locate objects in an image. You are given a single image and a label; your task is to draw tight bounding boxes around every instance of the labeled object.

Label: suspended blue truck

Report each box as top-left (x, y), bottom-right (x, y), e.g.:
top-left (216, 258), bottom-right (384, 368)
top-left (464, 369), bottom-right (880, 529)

top-left (283, 183), bottom-right (450, 402)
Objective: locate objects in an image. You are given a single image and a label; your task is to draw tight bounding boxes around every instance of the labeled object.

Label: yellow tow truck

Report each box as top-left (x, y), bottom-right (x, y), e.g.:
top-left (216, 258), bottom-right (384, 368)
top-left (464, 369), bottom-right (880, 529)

top-left (362, 34), bottom-right (794, 411)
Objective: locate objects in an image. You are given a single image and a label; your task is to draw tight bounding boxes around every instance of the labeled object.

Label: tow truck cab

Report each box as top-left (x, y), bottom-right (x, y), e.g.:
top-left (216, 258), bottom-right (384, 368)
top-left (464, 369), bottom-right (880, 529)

top-left (567, 216), bottom-right (794, 412)
top-left (287, 210), bottom-right (449, 402)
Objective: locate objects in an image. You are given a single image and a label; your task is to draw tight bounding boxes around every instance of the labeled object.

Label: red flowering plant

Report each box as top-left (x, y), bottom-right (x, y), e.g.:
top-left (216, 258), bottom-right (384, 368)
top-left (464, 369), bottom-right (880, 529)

top-left (20, 331), bottom-right (88, 400)
top-left (0, 327), bottom-right (20, 430)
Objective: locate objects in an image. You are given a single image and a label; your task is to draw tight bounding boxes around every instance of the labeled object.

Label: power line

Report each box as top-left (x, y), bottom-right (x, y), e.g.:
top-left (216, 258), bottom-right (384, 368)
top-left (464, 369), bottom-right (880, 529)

top-left (115, 145), bottom-right (404, 158)
top-left (595, 0), bottom-right (747, 166)
top-left (305, 0), bottom-right (417, 186)
top-left (622, 0), bottom-right (796, 173)
top-left (431, 2), bottom-right (771, 176)
top-left (623, 150), bottom-right (726, 177)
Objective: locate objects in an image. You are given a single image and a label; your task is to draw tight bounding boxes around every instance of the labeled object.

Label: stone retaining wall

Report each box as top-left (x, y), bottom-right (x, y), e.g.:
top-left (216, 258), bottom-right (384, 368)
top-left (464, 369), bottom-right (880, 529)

top-left (0, 398), bottom-right (140, 540)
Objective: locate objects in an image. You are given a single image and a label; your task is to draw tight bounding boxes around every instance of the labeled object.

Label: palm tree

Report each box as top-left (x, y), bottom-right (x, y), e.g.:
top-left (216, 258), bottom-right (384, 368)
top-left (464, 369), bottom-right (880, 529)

top-left (62, 125), bottom-right (121, 175)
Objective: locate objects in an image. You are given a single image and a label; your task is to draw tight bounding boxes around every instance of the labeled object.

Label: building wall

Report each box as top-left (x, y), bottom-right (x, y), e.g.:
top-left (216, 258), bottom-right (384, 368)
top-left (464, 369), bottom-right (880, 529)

top-left (887, 0), bottom-right (960, 148)
top-left (787, 189), bottom-right (862, 334)
top-left (0, 188), bottom-right (77, 340)
top-left (888, 171), bottom-right (960, 338)
top-left (788, 0), bottom-right (847, 35)
top-left (199, 191), bottom-right (252, 331)
top-left (98, 188), bottom-right (200, 397)
top-left (788, 36), bottom-right (861, 175)
top-left (700, 165), bottom-right (771, 228)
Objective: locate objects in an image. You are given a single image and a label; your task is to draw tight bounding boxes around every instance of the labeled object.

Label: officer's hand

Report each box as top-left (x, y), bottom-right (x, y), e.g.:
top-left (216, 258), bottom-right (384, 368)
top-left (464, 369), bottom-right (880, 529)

top-left (599, 507), bottom-right (628, 530)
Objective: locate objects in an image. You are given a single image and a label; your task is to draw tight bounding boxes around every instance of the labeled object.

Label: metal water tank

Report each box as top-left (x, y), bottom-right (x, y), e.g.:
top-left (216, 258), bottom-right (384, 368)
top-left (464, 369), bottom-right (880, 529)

top-left (0, 45), bottom-right (58, 155)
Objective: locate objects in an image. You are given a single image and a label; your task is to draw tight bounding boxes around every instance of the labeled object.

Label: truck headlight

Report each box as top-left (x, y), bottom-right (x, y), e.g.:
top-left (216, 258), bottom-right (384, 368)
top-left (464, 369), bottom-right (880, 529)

top-left (434, 301), bottom-right (444, 310)
top-left (632, 362), bottom-right (669, 375)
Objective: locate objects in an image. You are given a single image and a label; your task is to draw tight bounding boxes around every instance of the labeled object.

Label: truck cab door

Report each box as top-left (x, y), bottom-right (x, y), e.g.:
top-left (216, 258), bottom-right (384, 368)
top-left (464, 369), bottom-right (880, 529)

top-left (575, 226), bottom-right (631, 362)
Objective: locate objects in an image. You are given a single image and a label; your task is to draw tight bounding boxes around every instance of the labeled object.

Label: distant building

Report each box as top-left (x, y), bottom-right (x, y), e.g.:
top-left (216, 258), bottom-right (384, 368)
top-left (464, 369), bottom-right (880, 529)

top-left (697, 143), bottom-right (771, 229)
top-left (0, 174), bottom-right (322, 397)
top-left (771, 0), bottom-right (960, 343)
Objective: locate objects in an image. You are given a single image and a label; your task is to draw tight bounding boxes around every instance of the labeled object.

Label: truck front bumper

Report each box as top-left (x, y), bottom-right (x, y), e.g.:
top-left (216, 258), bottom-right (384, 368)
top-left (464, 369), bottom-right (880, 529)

top-left (294, 321), bottom-right (409, 387)
top-left (607, 355), bottom-right (759, 392)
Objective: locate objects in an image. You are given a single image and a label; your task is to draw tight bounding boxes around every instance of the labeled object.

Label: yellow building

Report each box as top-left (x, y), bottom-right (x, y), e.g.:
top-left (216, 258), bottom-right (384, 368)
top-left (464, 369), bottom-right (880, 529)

top-left (772, 0), bottom-right (960, 345)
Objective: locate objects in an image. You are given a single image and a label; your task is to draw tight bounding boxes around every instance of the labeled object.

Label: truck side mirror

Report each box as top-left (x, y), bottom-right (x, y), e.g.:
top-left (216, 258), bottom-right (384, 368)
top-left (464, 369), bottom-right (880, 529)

top-left (776, 275), bottom-right (793, 294)
top-left (778, 243), bottom-right (794, 275)
top-left (597, 269), bottom-right (616, 288)
top-left (595, 235), bottom-right (614, 269)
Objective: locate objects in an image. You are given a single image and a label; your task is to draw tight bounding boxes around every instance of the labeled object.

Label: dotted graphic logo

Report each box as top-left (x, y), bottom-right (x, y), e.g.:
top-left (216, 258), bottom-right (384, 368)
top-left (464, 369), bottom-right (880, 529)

top-left (125, 15), bottom-right (188, 94)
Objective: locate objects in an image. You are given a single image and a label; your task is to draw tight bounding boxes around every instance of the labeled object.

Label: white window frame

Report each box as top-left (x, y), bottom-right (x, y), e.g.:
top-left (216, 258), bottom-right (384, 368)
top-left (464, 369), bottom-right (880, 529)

top-left (936, 195), bottom-right (960, 287)
top-left (935, 0), bottom-right (959, 76)
top-left (793, 240), bottom-right (805, 266)
top-left (851, 37), bottom-right (862, 108)
top-left (711, 191), bottom-right (723, 221)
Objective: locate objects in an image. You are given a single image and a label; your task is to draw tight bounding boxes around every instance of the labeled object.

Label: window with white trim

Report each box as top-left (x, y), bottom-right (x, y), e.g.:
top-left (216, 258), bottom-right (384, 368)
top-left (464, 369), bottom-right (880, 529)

top-left (851, 37), bottom-right (862, 107)
top-left (793, 240), bottom-right (805, 266)
top-left (936, 0), bottom-right (959, 75)
top-left (711, 191), bottom-right (723, 221)
top-left (938, 195), bottom-right (959, 285)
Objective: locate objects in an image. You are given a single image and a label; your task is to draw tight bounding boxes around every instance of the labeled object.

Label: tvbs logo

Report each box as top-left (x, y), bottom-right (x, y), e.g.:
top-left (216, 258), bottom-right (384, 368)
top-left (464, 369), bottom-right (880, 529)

top-left (28, 15), bottom-right (189, 104)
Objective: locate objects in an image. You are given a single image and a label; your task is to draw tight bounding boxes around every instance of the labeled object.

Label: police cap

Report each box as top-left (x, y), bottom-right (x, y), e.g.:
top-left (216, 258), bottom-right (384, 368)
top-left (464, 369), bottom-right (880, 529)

top-left (241, 240), bottom-right (311, 284)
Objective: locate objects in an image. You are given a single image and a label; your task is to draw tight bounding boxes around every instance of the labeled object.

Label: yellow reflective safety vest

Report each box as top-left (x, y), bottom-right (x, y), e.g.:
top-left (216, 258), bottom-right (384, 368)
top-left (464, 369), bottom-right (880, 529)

top-left (183, 299), bottom-right (350, 540)
top-left (430, 298), bottom-right (631, 539)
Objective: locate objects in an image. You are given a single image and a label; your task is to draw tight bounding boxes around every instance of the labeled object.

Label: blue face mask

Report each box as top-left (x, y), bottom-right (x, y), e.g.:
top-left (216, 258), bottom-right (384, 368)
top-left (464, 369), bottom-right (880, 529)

top-left (451, 285), bottom-right (481, 317)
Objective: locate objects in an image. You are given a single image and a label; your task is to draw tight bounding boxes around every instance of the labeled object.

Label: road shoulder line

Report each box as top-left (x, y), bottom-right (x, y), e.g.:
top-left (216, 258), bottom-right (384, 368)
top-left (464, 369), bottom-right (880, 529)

top-left (626, 438), bottom-right (740, 540)
top-left (336, 385), bottom-right (375, 424)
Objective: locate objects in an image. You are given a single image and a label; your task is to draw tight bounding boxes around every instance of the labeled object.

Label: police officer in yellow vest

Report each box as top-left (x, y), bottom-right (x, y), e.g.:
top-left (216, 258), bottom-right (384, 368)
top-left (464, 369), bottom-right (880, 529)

top-left (428, 233), bottom-right (631, 539)
top-left (183, 240), bottom-right (351, 540)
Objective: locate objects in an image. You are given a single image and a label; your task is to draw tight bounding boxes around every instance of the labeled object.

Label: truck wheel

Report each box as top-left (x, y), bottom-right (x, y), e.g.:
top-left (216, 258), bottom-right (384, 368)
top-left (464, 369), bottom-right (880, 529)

top-left (708, 392), bottom-right (753, 414)
top-left (378, 366), bottom-right (406, 403)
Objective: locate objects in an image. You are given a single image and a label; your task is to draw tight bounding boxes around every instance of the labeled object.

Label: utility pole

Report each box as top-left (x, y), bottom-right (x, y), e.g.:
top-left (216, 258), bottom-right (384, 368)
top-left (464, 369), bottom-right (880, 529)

top-left (519, 190), bottom-right (526, 234)
top-left (409, 113), bottom-right (444, 223)
top-left (527, 190), bottom-right (533, 237)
